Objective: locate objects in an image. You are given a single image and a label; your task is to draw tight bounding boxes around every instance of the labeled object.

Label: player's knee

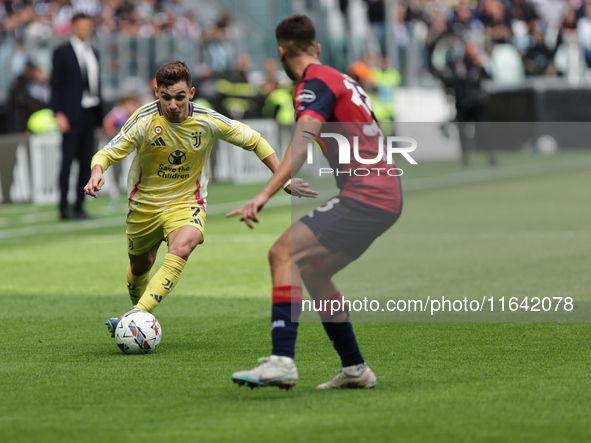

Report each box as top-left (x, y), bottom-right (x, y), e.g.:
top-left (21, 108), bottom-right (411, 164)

top-left (168, 244), bottom-right (195, 261)
top-left (300, 264), bottom-right (316, 282)
top-left (301, 263), bottom-right (332, 283)
top-left (268, 242), bottom-right (290, 268)
top-left (130, 261), bottom-right (152, 276)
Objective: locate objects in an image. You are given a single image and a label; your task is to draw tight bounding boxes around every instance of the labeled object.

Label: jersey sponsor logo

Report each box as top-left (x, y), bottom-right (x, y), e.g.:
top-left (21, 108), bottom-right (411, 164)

top-left (168, 149), bottom-right (187, 165)
top-left (154, 126), bottom-right (163, 134)
top-left (191, 131), bottom-right (202, 147)
top-left (158, 162), bottom-right (190, 179)
top-left (296, 89), bottom-right (316, 103)
top-left (151, 137), bottom-right (166, 147)
top-left (109, 133), bottom-right (123, 146)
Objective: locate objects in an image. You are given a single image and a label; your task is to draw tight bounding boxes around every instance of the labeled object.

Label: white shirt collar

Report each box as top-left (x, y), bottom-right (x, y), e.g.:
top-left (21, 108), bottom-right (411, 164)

top-left (70, 35), bottom-right (90, 51)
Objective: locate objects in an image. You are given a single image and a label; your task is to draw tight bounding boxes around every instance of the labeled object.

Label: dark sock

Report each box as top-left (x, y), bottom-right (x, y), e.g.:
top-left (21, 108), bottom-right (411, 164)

top-left (270, 286), bottom-right (302, 359)
top-left (322, 319), bottom-right (364, 367)
top-left (318, 292), bottom-right (364, 367)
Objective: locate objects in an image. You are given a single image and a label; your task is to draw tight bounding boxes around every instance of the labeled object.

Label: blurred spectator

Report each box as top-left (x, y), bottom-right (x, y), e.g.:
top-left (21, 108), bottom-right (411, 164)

top-left (561, 6), bottom-right (577, 34)
top-left (511, 0), bottom-right (539, 23)
top-left (162, 0), bottom-right (191, 17)
top-left (482, 0), bottom-right (513, 44)
top-left (438, 41), bottom-right (496, 166)
top-left (346, 54), bottom-right (375, 93)
top-left (102, 92), bottom-right (141, 138)
top-left (260, 57), bottom-right (281, 97)
top-left (577, 1), bottom-right (591, 67)
top-left (532, 0), bottom-right (567, 29)
top-left (364, 0), bottom-right (386, 54)
top-left (450, 1), bottom-right (484, 40)
top-left (226, 53), bottom-right (254, 84)
top-left (216, 53), bottom-right (260, 118)
top-left (395, 1), bottom-right (411, 75)
top-left (7, 61), bottom-right (51, 133)
top-left (202, 13), bottom-right (235, 73)
top-left (426, 10), bottom-right (449, 72)
top-left (102, 92), bottom-right (142, 210)
top-left (193, 63), bottom-right (222, 111)
top-left (523, 20), bottom-right (558, 76)
top-left (260, 57), bottom-right (295, 125)
top-left (51, 12), bottom-right (103, 220)
top-left (370, 54), bottom-right (401, 135)
top-left (262, 85), bottom-right (295, 126)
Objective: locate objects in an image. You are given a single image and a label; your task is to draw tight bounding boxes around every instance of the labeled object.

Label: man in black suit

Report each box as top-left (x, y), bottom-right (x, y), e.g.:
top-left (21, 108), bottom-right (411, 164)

top-left (51, 12), bottom-right (102, 220)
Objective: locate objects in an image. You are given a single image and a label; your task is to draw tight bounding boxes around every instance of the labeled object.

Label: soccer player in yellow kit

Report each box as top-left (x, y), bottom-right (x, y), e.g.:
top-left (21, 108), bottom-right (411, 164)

top-left (84, 61), bottom-right (284, 335)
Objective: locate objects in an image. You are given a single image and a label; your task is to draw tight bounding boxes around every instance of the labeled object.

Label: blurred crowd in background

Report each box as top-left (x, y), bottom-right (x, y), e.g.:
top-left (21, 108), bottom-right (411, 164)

top-left (3, 0), bottom-right (591, 136)
top-left (1, 0), bottom-right (202, 39)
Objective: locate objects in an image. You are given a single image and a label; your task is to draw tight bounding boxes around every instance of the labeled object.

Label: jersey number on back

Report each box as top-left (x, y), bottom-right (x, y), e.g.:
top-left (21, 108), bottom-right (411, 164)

top-left (343, 75), bottom-right (373, 117)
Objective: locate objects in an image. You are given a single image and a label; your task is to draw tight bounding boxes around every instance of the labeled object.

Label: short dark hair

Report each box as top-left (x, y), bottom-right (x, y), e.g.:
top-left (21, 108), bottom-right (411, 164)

top-left (155, 61), bottom-right (192, 88)
top-left (71, 12), bottom-right (92, 23)
top-left (275, 14), bottom-right (316, 56)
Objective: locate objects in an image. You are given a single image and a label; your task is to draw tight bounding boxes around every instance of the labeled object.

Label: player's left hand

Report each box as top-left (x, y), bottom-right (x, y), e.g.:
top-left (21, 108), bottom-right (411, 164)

top-left (226, 193), bottom-right (269, 229)
top-left (285, 177), bottom-right (319, 198)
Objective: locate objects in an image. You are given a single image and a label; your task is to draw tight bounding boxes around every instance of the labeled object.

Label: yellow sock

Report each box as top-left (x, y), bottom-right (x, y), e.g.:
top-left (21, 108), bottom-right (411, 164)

top-left (136, 254), bottom-right (186, 312)
top-left (127, 264), bottom-right (150, 306)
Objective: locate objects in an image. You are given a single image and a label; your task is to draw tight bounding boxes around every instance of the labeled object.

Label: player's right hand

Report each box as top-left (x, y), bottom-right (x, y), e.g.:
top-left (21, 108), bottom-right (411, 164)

top-left (287, 178), bottom-right (319, 198)
top-left (84, 169), bottom-right (104, 198)
top-left (225, 193), bottom-right (269, 229)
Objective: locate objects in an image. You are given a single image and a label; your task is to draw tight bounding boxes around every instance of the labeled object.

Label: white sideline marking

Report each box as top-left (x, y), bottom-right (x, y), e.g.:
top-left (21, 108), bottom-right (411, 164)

top-left (82, 234), bottom-right (279, 244)
top-left (1, 156), bottom-right (590, 240)
top-left (393, 231), bottom-right (591, 241)
top-left (0, 195), bottom-right (292, 240)
top-left (402, 156), bottom-right (591, 191)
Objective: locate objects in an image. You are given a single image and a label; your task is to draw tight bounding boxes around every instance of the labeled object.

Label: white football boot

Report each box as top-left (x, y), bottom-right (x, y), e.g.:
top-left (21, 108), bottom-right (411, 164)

top-left (232, 355), bottom-right (298, 390)
top-left (316, 363), bottom-right (377, 389)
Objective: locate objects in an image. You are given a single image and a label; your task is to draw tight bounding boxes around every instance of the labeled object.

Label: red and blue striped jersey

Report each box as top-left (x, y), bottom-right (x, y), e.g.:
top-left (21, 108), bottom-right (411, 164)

top-left (294, 64), bottom-right (402, 213)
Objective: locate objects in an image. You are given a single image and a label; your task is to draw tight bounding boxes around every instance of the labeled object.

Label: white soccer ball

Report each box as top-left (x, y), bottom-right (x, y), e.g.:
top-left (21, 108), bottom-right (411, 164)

top-left (115, 310), bottom-right (162, 354)
top-left (535, 135), bottom-right (558, 155)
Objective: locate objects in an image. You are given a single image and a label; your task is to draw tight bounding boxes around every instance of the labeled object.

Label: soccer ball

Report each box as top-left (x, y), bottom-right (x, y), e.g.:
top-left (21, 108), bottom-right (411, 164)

top-left (114, 310), bottom-right (162, 354)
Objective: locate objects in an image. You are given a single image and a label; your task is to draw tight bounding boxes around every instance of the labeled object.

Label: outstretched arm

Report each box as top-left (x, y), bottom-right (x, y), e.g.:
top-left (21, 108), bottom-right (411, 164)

top-left (226, 116), bottom-right (322, 228)
top-left (261, 152), bottom-right (317, 197)
top-left (84, 164), bottom-right (105, 198)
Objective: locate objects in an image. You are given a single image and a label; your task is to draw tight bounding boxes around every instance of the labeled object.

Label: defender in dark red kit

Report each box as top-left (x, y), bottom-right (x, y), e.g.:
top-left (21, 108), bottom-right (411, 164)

top-left (228, 14), bottom-right (402, 390)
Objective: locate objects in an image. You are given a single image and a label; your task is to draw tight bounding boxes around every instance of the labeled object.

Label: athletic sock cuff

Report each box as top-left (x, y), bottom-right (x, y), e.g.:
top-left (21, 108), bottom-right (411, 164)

top-left (272, 286), bottom-right (303, 304)
top-left (164, 253), bottom-right (187, 272)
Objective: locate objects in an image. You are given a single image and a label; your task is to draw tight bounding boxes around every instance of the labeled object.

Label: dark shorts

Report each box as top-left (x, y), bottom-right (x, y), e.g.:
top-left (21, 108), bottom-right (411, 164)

top-left (300, 196), bottom-right (400, 260)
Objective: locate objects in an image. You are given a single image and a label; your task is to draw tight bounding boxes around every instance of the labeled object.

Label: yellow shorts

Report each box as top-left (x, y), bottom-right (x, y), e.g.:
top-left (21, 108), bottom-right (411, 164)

top-left (126, 207), bottom-right (206, 256)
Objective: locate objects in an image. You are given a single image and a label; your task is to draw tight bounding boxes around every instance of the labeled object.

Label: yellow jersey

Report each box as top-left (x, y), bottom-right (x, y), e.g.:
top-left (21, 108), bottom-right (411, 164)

top-left (91, 101), bottom-right (274, 214)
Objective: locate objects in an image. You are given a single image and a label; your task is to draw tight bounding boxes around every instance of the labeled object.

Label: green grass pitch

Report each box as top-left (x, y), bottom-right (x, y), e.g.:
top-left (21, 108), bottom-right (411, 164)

top-left (1, 150), bottom-right (590, 442)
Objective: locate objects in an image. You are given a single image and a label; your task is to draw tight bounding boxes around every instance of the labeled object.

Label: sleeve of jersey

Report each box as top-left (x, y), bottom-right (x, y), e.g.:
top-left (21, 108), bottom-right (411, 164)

top-left (214, 116), bottom-right (275, 161)
top-left (91, 111), bottom-right (142, 172)
top-left (294, 78), bottom-right (336, 122)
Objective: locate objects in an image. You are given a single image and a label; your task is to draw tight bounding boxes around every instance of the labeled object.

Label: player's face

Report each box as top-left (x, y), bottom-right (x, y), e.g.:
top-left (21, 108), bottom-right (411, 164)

top-left (156, 81), bottom-right (195, 123)
top-left (278, 46), bottom-right (297, 81)
top-left (72, 18), bottom-right (94, 42)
